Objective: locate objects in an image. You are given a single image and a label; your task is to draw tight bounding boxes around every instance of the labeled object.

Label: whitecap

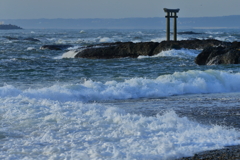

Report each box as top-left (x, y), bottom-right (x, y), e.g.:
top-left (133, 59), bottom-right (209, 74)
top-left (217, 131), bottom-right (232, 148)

top-left (205, 31), bottom-right (224, 35)
top-left (0, 84), bottom-right (21, 97)
top-left (56, 39), bottom-right (66, 44)
top-left (46, 38), bottom-right (56, 41)
top-left (99, 37), bottom-right (114, 43)
top-left (3, 70), bottom-right (240, 102)
top-left (80, 30), bottom-right (85, 33)
top-left (26, 47), bottom-right (36, 51)
top-left (138, 49), bottom-right (201, 59)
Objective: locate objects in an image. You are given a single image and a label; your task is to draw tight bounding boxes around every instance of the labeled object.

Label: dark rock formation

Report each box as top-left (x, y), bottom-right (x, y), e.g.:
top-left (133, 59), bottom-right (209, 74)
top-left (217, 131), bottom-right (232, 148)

top-left (40, 44), bottom-right (74, 50)
top-left (3, 36), bottom-right (40, 42)
top-left (178, 31), bottom-right (202, 35)
top-left (75, 42), bottom-right (159, 58)
top-left (0, 24), bottom-right (22, 30)
top-left (24, 37), bottom-right (40, 42)
top-left (74, 39), bottom-right (227, 59)
top-left (195, 41), bottom-right (240, 65)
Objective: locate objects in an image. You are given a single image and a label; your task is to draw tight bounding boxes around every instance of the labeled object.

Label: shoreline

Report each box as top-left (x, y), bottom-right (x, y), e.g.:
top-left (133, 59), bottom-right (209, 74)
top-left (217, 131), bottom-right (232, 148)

top-left (178, 145), bottom-right (240, 160)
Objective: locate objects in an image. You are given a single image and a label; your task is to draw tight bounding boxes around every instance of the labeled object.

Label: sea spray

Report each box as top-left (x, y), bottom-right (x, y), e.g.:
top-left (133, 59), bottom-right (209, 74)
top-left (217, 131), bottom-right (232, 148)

top-left (0, 96), bottom-right (240, 159)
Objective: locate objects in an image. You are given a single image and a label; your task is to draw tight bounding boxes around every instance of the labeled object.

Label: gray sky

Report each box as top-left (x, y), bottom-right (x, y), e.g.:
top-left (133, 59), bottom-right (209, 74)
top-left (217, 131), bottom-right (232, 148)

top-left (0, 0), bottom-right (240, 19)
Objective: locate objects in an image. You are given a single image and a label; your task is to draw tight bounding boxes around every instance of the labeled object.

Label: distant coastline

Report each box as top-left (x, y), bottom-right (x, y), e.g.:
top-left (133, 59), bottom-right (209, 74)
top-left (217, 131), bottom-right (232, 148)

top-left (0, 24), bottom-right (22, 30)
top-left (0, 15), bottom-right (240, 29)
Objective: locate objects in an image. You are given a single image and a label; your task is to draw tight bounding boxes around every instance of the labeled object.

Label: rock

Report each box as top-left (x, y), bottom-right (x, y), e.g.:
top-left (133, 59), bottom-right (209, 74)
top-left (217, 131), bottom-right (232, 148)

top-left (195, 46), bottom-right (226, 65)
top-left (0, 24), bottom-right (22, 30)
top-left (195, 41), bottom-right (240, 65)
top-left (40, 44), bottom-right (74, 50)
top-left (74, 42), bottom-right (159, 58)
top-left (3, 36), bottom-right (40, 42)
top-left (178, 31), bottom-right (202, 35)
top-left (74, 39), bottom-right (227, 59)
top-left (3, 36), bottom-right (19, 40)
top-left (23, 37), bottom-right (40, 42)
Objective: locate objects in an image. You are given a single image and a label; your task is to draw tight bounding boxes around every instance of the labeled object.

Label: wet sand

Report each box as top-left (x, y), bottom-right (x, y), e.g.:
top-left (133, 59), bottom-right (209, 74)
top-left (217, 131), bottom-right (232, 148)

top-left (178, 145), bottom-right (240, 160)
top-left (174, 93), bottom-right (240, 160)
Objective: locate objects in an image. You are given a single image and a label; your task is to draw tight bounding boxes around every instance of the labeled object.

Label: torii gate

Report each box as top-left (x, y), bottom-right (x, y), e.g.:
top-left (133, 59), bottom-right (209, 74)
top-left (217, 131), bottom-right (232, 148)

top-left (163, 8), bottom-right (180, 41)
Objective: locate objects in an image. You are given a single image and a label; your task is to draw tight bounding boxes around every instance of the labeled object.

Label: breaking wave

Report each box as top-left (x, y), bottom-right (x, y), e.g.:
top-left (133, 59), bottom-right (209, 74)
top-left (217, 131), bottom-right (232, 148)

top-left (138, 49), bottom-right (201, 59)
top-left (1, 70), bottom-right (240, 102)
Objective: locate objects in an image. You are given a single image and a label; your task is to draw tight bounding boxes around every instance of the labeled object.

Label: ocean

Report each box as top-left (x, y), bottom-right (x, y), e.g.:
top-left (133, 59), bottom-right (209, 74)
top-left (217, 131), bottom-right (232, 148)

top-left (1, 28), bottom-right (240, 160)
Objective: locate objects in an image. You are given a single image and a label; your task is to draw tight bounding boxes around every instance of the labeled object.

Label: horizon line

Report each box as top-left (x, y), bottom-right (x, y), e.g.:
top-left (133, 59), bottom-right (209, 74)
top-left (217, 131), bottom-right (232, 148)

top-left (1, 15), bottom-right (240, 20)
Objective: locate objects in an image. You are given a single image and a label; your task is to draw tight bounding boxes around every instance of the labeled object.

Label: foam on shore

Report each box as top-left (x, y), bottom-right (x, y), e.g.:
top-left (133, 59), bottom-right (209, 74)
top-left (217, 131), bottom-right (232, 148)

top-left (1, 96), bottom-right (240, 159)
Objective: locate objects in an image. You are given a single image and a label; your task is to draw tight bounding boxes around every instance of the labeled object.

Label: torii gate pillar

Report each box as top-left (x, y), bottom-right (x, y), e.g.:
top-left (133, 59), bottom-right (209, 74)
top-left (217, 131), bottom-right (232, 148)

top-left (163, 8), bottom-right (180, 41)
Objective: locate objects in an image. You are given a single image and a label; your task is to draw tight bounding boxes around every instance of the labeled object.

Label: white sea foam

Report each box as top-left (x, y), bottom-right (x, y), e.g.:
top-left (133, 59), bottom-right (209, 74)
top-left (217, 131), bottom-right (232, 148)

top-left (0, 58), bottom-right (17, 63)
top-left (56, 39), bottom-right (67, 44)
top-left (0, 96), bottom-right (239, 159)
top-left (26, 47), bottom-right (36, 50)
top-left (151, 36), bottom-right (187, 43)
top-left (57, 49), bottom-right (82, 59)
top-left (46, 38), bottom-right (73, 44)
top-left (46, 38), bottom-right (56, 41)
top-left (205, 31), bottom-right (224, 35)
top-left (67, 45), bottom-right (81, 50)
top-left (138, 49), bottom-right (201, 59)
top-left (99, 37), bottom-right (114, 43)
top-left (61, 50), bottom-right (78, 58)
top-left (80, 30), bottom-right (85, 33)
top-left (0, 84), bottom-right (21, 97)
top-left (1, 70), bottom-right (240, 159)
top-left (214, 36), bottom-right (236, 42)
top-left (150, 37), bottom-right (166, 42)
top-left (2, 70), bottom-right (240, 102)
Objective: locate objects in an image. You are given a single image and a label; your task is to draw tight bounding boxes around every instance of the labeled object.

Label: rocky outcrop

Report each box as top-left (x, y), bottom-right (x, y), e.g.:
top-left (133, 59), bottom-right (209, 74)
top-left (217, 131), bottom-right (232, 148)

top-left (178, 31), bottom-right (202, 35)
top-left (74, 39), bottom-right (240, 65)
top-left (4, 36), bottom-right (40, 42)
top-left (195, 41), bottom-right (240, 65)
top-left (74, 39), bottom-right (228, 59)
top-left (40, 44), bottom-right (73, 50)
top-left (75, 42), bottom-right (159, 58)
top-left (0, 24), bottom-right (22, 30)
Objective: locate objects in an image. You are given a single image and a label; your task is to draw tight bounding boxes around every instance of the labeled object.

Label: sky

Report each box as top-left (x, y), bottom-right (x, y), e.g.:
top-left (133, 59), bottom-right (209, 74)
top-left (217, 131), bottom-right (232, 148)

top-left (0, 0), bottom-right (240, 19)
